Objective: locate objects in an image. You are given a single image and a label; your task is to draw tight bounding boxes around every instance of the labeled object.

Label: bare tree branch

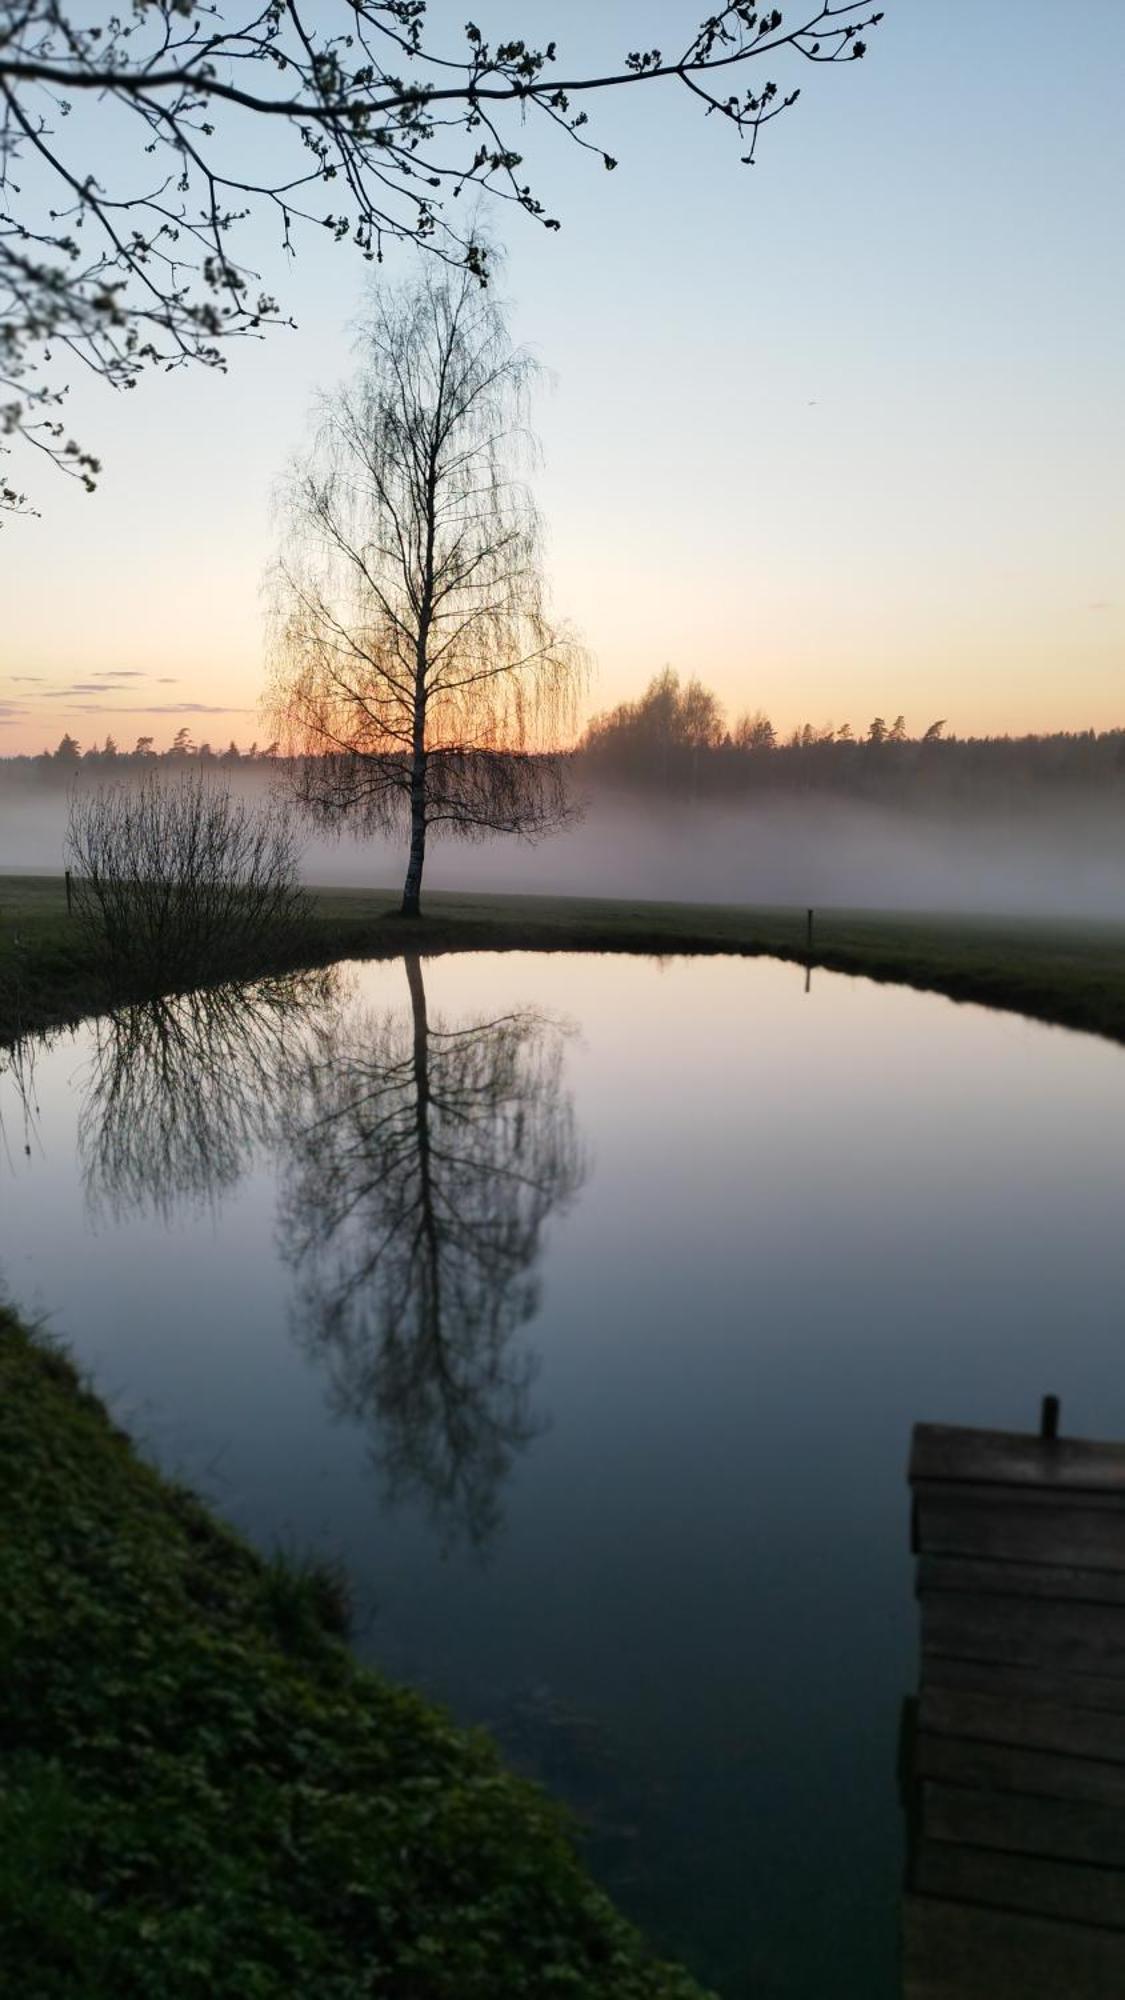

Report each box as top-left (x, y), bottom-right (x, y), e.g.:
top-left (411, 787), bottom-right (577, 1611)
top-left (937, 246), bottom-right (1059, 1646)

top-left (0, 2), bottom-right (884, 505)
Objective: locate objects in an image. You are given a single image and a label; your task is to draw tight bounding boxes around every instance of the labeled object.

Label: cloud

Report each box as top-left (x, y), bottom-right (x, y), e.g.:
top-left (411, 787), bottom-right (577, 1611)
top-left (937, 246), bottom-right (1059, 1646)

top-left (57, 700), bottom-right (254, 716)
top-left (157, 677), bottom-right (179, 684)
top-left (0, 702), bottom-right (27, 721)
top-left (148, 702), bottom-right (254, 715)
top-left (1088, 600), bottom-right (1114, 611)
top-left (46, 682), bottom-right (120, 694)
top-left (14, 671), bottom-right (158, 695)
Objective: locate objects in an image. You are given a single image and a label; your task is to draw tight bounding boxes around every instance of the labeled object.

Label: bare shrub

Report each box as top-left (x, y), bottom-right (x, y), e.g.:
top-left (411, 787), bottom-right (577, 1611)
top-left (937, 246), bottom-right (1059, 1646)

top-left (66, 773), bottom-right (309, 993)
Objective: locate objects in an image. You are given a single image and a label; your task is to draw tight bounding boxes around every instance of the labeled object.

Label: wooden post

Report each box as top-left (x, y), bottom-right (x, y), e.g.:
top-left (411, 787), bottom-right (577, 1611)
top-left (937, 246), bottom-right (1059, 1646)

top-left (65, 867), bottom-right (72, 916)
top-left (1040, 1393), bottom-right (1060, 1441)
top-left (806, 907), bottom-right (814, 954)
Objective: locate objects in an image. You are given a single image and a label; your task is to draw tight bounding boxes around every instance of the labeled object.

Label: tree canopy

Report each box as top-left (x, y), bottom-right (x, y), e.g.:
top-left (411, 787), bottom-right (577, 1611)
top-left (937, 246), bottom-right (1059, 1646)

top-left (1, 3), bottom-right (883, 507)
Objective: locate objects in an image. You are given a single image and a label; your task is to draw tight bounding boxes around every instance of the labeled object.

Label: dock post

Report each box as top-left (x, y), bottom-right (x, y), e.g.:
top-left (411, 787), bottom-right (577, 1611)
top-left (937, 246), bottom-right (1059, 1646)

top-left (1040, 1393), bottom-right (1060, 1441)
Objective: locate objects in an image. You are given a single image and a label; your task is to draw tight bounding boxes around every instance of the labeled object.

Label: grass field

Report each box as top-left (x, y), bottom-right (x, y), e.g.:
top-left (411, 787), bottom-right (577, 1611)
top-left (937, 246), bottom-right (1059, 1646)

top-left (4, 870), bottom-right (1125, 1048)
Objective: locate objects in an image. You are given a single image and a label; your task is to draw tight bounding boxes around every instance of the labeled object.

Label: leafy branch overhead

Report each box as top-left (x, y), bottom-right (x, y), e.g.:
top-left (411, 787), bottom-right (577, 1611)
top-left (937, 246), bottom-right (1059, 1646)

top-left (0, 2), bottom-right (883, 506)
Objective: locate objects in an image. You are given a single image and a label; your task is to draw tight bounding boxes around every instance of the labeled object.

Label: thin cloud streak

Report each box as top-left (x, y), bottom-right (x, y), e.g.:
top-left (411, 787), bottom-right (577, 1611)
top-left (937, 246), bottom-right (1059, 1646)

top-left (54, 700), bottom-right (254, 716)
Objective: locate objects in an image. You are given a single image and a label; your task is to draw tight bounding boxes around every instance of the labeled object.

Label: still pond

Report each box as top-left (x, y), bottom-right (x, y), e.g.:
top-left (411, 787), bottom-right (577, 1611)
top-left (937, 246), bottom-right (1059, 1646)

top-left (4, 951), bottom-right (1125, 1996)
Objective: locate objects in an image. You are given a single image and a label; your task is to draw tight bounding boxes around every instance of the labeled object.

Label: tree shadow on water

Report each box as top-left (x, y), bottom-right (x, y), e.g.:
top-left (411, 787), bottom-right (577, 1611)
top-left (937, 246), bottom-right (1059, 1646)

top-left (278, 954), bottom-right (585, 1553)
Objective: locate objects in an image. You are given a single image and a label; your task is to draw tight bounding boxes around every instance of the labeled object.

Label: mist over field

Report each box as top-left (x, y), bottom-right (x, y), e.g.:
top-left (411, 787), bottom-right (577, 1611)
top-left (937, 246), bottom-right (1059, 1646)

top-left (5, 774), bottom-right (1125, 920)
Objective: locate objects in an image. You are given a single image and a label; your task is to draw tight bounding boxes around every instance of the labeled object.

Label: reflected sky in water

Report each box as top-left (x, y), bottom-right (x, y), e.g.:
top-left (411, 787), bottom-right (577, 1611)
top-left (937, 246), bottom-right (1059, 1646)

top-left (5, 952), bottom-right (1125, 1997)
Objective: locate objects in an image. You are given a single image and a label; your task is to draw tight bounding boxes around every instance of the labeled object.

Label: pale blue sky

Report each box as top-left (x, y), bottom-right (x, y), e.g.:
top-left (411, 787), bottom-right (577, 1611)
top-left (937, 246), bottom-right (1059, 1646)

top-left (3, 1), bottom-right (1123, 750)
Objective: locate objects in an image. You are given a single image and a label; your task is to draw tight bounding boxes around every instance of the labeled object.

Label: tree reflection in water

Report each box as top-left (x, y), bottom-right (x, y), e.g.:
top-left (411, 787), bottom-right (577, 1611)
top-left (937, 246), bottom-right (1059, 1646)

top-left (72, 956), bottom-right (581, 1550)
top-left (81, 972), bottom-right (334, 1221)
top-left (0, 1033), bottom-right (40, 1166)
top-left (279, 954), bottom-right (583, 1550)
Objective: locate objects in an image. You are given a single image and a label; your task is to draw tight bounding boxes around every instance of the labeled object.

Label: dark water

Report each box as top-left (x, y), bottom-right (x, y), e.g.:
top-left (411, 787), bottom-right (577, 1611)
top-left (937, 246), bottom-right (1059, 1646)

top-left (4, 950), bottom-right (1125, 1997)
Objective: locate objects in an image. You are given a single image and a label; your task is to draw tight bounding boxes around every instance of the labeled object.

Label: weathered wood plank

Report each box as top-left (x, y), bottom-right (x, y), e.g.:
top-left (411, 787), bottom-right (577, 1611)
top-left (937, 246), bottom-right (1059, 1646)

top-left (922, 1778), bottom-right (1125, 1867)
top-left (912, 1837), bottom-right (1125, 1930)
top-left (903, 1894), bottom-right (1125, 1999)
top-left (921, 1590), bottom-right (1125, 1678)
top-left (915, 1728), bottom-right (1125, 1805)
top-left (922, 1653), bottom-right (1125, 1715)
top-left (915, 1478), bottom-right (1125, 1517)
top-left (911, 1425), bottom-right (1125, 1494)
top-left (919, 1684), bottom-right (1125, 1765)
top-left (918, 1553), bottom-right (1125, 1605)
top-left (916, 1495), bottom-right (1125, 1569)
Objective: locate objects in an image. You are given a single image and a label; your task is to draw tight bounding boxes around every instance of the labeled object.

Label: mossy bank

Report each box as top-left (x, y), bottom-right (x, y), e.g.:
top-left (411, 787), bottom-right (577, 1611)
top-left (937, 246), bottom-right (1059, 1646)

top-left (0, 1307), bottom-right (709, 1998)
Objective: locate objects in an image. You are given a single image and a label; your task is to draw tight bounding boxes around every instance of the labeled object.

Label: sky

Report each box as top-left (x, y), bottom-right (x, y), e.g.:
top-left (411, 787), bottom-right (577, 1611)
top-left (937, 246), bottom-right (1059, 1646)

top-left (2, 1), bottom-right (1123, 755)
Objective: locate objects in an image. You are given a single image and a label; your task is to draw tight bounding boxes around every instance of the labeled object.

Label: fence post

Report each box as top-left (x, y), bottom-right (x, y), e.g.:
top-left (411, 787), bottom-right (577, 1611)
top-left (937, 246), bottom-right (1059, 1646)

top-left (806, 907), bottom-right (814, 954)
top-left (65, 868), bottom-right (73, 916)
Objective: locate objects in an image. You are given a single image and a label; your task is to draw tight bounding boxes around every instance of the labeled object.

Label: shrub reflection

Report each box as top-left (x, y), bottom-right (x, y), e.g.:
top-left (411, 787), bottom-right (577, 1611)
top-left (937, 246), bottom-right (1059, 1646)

top-left (80, 973), bottom-right (333, 1221)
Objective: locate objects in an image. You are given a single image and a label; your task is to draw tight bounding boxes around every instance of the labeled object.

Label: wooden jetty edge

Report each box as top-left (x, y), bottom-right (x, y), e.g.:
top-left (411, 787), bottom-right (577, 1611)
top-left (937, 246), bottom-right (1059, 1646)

top-left (902, 1400), bottom-right (1125, 1999)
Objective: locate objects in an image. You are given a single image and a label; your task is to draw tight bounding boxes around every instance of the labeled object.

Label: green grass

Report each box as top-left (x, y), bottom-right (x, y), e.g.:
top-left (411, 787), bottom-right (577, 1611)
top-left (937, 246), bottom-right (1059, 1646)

top-left (4, 870), bottom-right (1125, 1047)
top-left (0, 1305), bottom-right (710, 1999)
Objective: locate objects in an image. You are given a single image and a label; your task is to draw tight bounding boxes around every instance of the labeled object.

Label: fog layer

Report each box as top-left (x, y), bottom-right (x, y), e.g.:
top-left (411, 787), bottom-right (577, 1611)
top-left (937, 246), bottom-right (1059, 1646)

top-left (4, 780), bottom-right (1124, 919)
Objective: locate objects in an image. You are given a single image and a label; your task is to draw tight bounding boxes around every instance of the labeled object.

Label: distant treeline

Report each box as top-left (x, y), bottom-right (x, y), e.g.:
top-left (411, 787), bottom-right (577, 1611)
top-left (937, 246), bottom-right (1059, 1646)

top-left (3, 729), bottom-right (281, 782)
top-left (2, 728), bottom-right (282, 788)
top-left (5, 675), bottom-right (1125, 812)
top-left (578, 671), bottom-right (1125, 808)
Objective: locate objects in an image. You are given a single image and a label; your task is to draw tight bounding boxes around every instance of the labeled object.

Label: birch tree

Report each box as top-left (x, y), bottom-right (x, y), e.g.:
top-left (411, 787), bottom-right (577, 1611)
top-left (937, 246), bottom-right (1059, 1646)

top-left (270, 263), bottom-right (583, 915)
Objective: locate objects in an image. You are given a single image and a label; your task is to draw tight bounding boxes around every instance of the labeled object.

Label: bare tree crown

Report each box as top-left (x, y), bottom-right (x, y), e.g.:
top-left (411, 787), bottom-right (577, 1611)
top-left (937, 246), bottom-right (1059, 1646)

top-left (1, 3), bottom-right (883, 507)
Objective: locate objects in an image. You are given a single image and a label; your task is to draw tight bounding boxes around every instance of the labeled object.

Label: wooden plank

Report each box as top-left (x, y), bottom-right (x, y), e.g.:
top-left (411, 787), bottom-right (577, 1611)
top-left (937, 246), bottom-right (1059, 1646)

top-left (911, 1424), bottom-right (1125, 1494)
top-left (915, 1728), bottom-right (1125, 1806)
top-left (920, 1684), bottom-right (1125, 1765)
top-left (903, 1893), bottom-right (1125, 1999)
top-left (912, 1837), bottom-right (1125, 1930)
top-left (921, 1778), bottom-right (1125, 1867)
top-left (916, 1495), bottom-right (1125, 1569)
top-left (921, 1590), bottom-right (1125, 1678)
top-left (915, 1478), bottom-right (1125, 1517)
top-left (918, 1553), bottom-right (1125, 1605)
top-left (922, 1653), bottom-right (1125, 1716)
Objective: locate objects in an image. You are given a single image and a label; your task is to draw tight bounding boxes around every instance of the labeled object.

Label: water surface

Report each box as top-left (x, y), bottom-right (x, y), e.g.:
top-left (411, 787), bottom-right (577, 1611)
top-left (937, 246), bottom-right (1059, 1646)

top-left (5, 951), bottom-right (1125, 1996)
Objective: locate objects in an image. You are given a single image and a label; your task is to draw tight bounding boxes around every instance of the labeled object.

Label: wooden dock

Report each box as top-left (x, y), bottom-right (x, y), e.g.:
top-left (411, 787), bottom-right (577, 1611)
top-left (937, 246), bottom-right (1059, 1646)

top-left (902, 1409), bottom-right (1125, 1998)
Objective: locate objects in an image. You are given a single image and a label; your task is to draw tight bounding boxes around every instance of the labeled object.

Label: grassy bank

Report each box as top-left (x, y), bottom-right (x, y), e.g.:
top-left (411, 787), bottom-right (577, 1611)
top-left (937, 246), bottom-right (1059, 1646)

top-left (0, 1305), bottom-right (709, 1999)
top-left (4, 870), bottom-right (1125, 1048)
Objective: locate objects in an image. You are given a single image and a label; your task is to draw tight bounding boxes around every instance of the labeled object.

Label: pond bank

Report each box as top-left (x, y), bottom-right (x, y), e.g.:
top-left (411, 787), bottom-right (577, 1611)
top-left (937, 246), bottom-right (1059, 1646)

top-left (4, 871), bottom-right (1125, 1048)
top-left (0, 1305), bottom-right (709, 1999)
